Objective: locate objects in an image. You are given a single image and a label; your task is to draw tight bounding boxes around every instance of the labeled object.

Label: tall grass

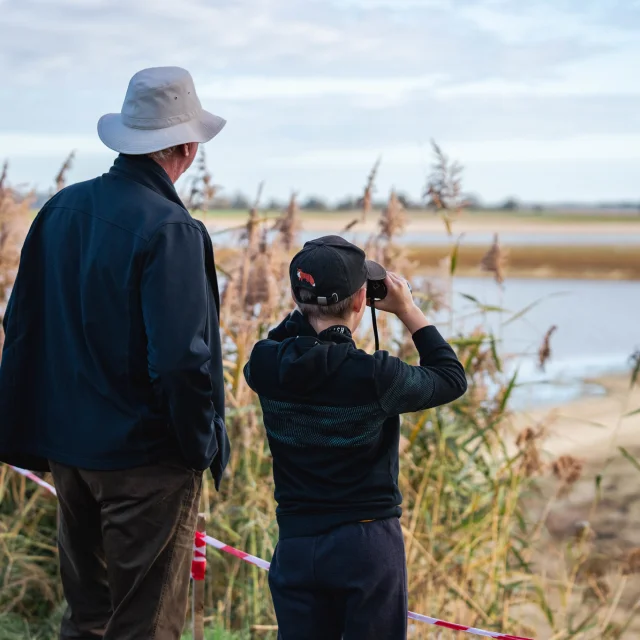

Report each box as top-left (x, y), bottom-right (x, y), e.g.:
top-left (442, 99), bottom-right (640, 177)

top-left (1, 148), bottom-right (639, 639)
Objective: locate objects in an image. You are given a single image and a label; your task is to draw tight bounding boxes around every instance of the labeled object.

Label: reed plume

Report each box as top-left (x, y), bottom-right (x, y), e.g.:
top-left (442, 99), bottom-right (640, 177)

top-left (480, 233), bottom-right (507, 285)
top-left (341, 218), bottom-right (359, 233)
top-left (360, 157), bottom-right (380, 222)
top-left (379, 189), bottom-right (406, 240)
top-left (185, 147), bottom-right (218, 211)
top-left (552, 454), bottom-right (584, 488)
top-left (516, 426), bottom-right (545, 477)
top-left (54, 151), bottom-right (75, 193)
top-left (538, 325), bottom-right (557, 371)
top-left (273, 192), bottom-right (300, 252)
top-left (424, 140), bottom-right (464, 215)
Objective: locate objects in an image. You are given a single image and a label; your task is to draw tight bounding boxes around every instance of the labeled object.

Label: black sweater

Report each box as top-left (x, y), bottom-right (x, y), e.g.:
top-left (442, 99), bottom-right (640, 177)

top-left (244, 311), bottom-right (467, 539)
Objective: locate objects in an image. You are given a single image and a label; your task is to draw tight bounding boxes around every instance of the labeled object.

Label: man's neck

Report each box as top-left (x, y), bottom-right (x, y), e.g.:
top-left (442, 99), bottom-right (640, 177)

top-left (149, 156), bottom-right (181, 184)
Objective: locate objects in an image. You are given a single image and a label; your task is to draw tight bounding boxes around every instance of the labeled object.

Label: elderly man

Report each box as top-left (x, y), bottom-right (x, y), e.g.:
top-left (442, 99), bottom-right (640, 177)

top-left (0, 67), bottom-right (229, 639)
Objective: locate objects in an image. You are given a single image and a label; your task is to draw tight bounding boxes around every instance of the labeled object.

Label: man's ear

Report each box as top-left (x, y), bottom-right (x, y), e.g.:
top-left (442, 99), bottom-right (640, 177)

top-left (352, 287), bottom-right (367, 314)
top-left (181, 142), bottom-right (199, 158)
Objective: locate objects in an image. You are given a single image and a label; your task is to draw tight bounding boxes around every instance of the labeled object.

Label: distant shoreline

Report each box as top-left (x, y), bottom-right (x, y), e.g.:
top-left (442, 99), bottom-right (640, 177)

top-left (199, 209), bottom-right (640, 236)
top-left (202, 210), bottom-right (640, 281)
top-left (406, 244), bottom-right (640, 281)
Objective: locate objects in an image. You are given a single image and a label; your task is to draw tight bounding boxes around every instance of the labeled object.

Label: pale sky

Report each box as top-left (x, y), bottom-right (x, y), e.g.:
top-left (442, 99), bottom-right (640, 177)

top-left (1, 0), bottom-right (639, 204)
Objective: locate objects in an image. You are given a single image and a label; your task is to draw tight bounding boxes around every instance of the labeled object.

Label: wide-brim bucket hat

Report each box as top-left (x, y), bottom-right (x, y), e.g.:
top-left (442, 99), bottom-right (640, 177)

top-left (98, 66), bottom-right (226, 155)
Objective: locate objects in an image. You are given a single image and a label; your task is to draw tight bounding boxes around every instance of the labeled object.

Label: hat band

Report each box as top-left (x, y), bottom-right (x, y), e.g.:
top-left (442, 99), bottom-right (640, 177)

top-left (293, 289), bottom-right (339, 306)
top-left (317, 293), bottom-right (339, 306)
top-left (121, 107), bottom-right (203, 130)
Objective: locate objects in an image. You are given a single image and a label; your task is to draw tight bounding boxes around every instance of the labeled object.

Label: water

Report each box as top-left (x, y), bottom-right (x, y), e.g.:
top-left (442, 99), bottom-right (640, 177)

top-left (210, 226), bottom-right (639, 410)
top-left (444, 278), bottom-right (640, 409)
top-left (301, 276), bottom-right (639, 410)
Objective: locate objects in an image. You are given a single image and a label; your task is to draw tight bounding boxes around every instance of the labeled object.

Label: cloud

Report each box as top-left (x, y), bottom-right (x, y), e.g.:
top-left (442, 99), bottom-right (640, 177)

top-left (330, 0), bottom-right (451, 8)
top-left (435, 42), bottom-right (640, 99)
top-left (0, 132), bottom-right (107, 157)
top-left (0, 0), bottom-right (607, 85)
top-left (2, 0), bottom-right (640, 201)
top-left (199, 75), bottom-right (445, 101)
top-left (459, 2), bottom-right (631, 46)
top-left (267, 134), bottom-right (640, 168)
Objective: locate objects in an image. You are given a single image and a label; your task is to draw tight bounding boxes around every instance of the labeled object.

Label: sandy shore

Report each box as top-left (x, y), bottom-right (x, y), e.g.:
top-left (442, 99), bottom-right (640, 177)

top-left (516, 374), bottom-right (640, 460)
top-left (515, 374), bottom-right (640, 635)
top-left (514, 373), bottom-right (640, 539)
top-left (508, 375), bottom-right (640, 636)
top-left (201, 210), bottom-right (640, 238)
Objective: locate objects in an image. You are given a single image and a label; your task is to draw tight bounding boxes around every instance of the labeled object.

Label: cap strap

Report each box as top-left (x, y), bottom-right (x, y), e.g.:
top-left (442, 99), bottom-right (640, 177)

top-left (317, 293), bottom-right (339, 306)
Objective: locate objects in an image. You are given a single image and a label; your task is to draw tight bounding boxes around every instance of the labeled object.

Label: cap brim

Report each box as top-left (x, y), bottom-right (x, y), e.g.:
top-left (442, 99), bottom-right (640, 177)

top-left (97, 109), bottom-right (226, 155)
top-left (365, 259), bottom-right (386, 281)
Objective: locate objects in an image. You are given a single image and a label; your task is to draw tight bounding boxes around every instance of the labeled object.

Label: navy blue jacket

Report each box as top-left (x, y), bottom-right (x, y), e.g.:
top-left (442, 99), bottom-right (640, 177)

top-left (244, 311), bottom-right (467, 538)
top-left (0, 154), bottom-right (229, 488)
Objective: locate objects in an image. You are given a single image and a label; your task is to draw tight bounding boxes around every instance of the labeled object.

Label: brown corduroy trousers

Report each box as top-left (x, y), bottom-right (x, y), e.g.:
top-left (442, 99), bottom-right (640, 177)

top-left (49, 460), bottom-right (202, 640)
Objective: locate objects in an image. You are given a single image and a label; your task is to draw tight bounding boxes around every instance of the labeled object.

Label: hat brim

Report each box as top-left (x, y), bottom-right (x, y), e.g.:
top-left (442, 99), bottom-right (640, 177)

top-left (365, 259), bottom-right (387, 281)
top-left (97, 109), bottom-right (226, 155)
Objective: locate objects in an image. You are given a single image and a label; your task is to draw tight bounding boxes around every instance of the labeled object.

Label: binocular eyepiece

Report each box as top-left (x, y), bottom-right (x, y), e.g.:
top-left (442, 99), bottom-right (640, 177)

top-left (366, 279), bottom-right (387, 301)
top-left (366, 277), bottom-right (411, 302)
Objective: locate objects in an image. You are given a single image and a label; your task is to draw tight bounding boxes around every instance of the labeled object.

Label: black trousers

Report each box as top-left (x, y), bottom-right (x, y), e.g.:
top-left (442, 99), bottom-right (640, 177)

top-left (49, 460), bottom-right (202, 640)
top-left (269, 518), bottom-right (407, 640)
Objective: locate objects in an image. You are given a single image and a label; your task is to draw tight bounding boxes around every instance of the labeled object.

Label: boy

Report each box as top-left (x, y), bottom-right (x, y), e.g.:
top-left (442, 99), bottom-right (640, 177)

top-left (244, 236), bottom-right (467, 639)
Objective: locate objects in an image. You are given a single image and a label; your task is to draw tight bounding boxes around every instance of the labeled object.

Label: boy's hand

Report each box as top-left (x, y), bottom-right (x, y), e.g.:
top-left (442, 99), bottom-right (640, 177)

top-left (371, 272), bottom-right (415, 315)
top-left (371, 272), bottom-right (429, 334)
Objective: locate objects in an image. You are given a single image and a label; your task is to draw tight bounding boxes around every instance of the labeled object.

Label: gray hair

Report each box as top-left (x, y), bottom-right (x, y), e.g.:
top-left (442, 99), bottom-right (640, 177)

top-left (296, 285), bottom-right (364, 320)
top-left (148, 146), bottom-right (179, 162)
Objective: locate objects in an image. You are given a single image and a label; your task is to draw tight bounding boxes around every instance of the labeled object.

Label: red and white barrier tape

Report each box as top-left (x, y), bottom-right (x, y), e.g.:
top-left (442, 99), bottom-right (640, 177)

top-left (8, 465), bottom-right (58, 495)
top-left (205, 534), bottom-right (532, 640)
top-left (192, 530), bottom-right (207, 581)
top-left (204, 534), bottom-right (271, 571)
top-left (7, 465), bottom-right (534, 640)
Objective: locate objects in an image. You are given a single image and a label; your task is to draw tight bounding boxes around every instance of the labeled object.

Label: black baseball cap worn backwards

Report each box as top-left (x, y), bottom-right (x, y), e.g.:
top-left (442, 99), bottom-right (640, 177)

top-left (290, 235), bottom-right (386, 306)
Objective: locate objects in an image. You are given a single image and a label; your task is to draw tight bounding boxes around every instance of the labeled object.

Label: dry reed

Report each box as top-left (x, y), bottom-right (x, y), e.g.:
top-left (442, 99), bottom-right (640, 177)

top-left (480, 233), bottom-right (507, 285)
top-left (360, 157), bottom-right (380, 223)
top-left (0, 163), bottom-right (31, 355)
top-left (1, 147), bottom-right (639, 640)
top-left (185, 147), bottom-right (218, 211)
top-left (538, 325), bottom-right (558, 371)
top-left (424, 140), bottom-right (465, 237)
top-left (54, 151), bottom-right (75, 193)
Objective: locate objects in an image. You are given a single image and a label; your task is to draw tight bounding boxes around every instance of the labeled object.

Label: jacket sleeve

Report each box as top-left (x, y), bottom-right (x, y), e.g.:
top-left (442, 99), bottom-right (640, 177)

top-left (1, 289), bottom-right (13, 334)
top-left (141, 222), bottom-right (219, 471)
top-left (376, 325), bottom-right (467, 416)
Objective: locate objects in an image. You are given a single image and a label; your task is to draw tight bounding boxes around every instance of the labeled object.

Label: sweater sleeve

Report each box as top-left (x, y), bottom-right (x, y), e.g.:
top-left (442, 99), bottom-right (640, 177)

top-left (377, 325), bottom-right (467, 416)
top-left (267, 313), bottom-right (294, 342)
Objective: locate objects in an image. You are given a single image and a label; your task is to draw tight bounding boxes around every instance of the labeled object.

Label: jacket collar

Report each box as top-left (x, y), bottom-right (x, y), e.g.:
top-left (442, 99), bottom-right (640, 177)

top-left (269, 311), bottom-right (354, 346)
top-left (108, 154), bottom-right (186, 210)
top-left (317, 325), bottom-right (354, 344)
top-left (108, 154), bottom-right (221, 320)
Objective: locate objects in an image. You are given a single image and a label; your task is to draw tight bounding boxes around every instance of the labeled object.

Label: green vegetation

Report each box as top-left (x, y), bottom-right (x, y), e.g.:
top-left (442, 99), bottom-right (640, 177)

top-left (181, 625), bottom-right (250, 640)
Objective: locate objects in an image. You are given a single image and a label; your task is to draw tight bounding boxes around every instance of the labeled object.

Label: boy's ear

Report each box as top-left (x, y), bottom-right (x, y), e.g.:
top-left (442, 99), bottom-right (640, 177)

top-left (352, 287), bottom-right (367, 313)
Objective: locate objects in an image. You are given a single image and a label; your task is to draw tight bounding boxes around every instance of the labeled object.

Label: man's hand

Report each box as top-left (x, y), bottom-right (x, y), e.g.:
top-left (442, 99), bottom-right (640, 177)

top-left (371, 272), bottom-right (429, 335)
